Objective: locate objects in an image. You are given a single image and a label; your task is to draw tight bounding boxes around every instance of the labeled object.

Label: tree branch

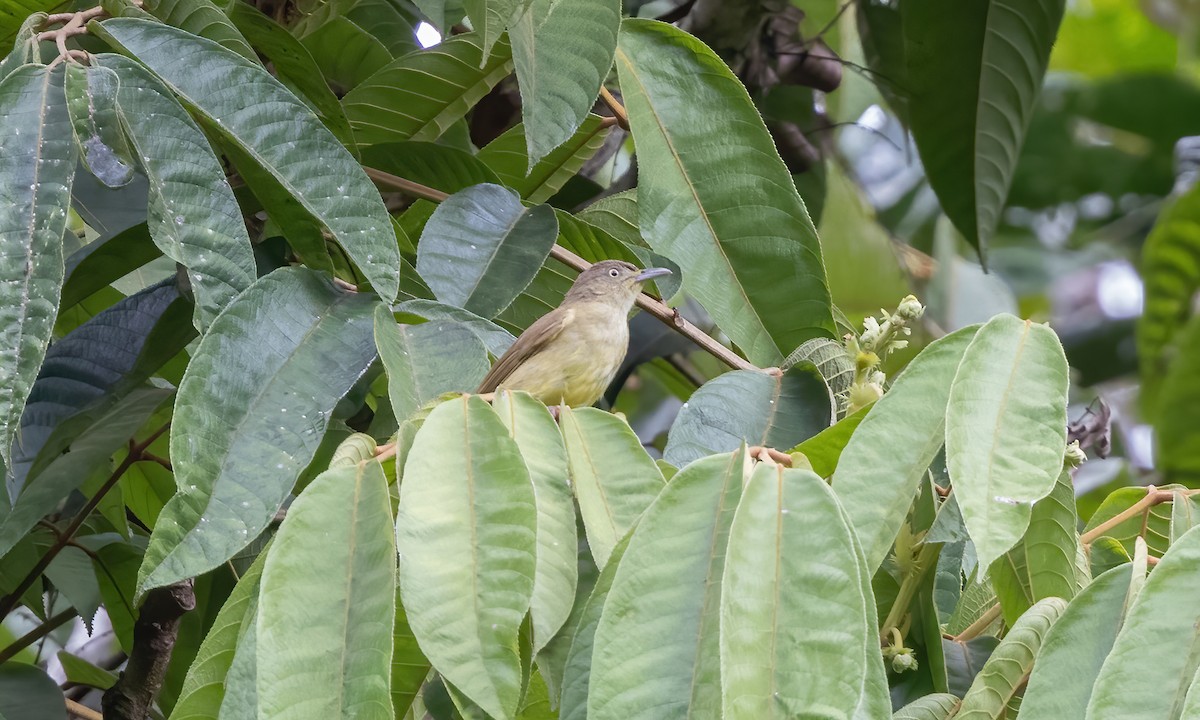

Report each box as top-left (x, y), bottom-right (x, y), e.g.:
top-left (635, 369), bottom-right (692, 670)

top-left (102, 581), bottom-right (196, 720)
top-left (364, 168), bottom-right (758, 372)
top-left (0, 606), bottom-right (77, 664)
top-left (66, 699), bottom-right (104, 720)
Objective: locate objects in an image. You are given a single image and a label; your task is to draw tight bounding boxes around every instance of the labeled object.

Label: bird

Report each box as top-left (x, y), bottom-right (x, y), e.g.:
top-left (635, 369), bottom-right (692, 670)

top-left (476, 260), bottom-right (672, 407)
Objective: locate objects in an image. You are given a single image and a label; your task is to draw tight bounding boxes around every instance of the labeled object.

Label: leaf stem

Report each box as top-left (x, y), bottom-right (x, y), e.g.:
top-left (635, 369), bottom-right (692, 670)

top-left (879, 540), bottom-right (940, 642)
top-left (1078, 485), bottom-right (1200, 545)
top-left (0, 606), bottom-right (77, 664)
top-left (950, 602), bottom-right (1002, 642)
top-left (598, 87), bottom-right (630, 131)
top-left (362, 168), bottom-right (759, 372)
top-left (0, 422), bottom-right (170, 622)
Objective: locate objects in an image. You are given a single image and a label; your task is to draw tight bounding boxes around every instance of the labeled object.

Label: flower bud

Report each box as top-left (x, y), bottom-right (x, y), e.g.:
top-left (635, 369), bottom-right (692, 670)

top-left (897, 294), bottom-right (925, 321)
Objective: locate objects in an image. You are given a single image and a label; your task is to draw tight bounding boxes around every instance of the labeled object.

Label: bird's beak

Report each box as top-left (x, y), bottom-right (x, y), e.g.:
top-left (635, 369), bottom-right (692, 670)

top-left (635, 267), bottom-right (672, 282)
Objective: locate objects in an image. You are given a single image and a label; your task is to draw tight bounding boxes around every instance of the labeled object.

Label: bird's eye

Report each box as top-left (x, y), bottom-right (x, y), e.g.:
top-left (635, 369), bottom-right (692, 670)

top-left (609, 268), bottom-right (620, 277)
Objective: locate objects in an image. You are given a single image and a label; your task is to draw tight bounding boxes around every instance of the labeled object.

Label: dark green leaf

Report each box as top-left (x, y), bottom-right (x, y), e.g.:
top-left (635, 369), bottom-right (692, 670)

top-left (61, 223), bottom-right (162, 311)
top-left (300, 17), bottom-right (392, 93)
top-left (142, 0), bottom-right (257, 61)
top-left (479, 115), bottom-right (612, 203)
top-left (663, 364), bottom-right (834, 469)
top-left (361, 141), bottom-right (501, 194)
top-left (136, 268), bottom-right (379, 595)
top-left (0, 664), bottom-right (65, 720)
top-left (64, 64), bottom-right (135, 187)
top-left (395, 299), bottom-right (516, 356)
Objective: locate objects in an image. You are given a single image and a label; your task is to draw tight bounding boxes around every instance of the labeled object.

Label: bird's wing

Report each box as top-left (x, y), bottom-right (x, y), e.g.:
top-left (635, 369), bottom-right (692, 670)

top-left (476, 308), bottom-right (573, 393)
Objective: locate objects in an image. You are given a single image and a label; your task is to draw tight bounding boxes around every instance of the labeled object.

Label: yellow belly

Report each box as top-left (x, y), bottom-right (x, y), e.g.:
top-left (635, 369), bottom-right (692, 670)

top-left (498, 307), bottom-right (629, 407)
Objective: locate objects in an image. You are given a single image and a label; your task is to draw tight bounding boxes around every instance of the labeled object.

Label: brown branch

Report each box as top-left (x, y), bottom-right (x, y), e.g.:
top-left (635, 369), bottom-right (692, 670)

top-left (364, 169), bottom-right (759, 372)
top-left (66, 699), bottom-right (104, 720)
top-left (949, 602), bottom-right (1002, 642)
top-left (747, 446), bottom-right (793, 466)
top-left (1078, 486), bottom-right (1190, 544)
top-left (0, 423), bottom-right (171, 622)
top-left (0, 607), bottom-right (77, 664)
top-left (102, 581), bottom-right (196, 720)
top-left (598, 87), bottom-right (630, 131)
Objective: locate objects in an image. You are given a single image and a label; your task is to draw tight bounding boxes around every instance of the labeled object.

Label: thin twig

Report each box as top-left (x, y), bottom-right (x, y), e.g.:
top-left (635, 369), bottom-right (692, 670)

top-left (66, 699), bottom-right (104, 720)
top-left (598, 87), bottom-right (630, 131)
top-left (373, 442), bottom-right (398, 463)
top-left (0, 423), bottom-right (171, 622)
top-left (363, 169), bottom-right (759, 372)
top-left (1078, 486), bottom-right (1193, 544)
top-left (747, 446), bottom-right (793, 466)
top-left (0, 607), bottom-right (77, 664)
top-left (950, 602), bottom-right (1003, 642)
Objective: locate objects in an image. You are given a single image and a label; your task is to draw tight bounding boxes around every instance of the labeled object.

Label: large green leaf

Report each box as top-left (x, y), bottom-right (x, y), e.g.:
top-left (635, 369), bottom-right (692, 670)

top-left (900, 0), bottom-right (1065, 260)
top-left (1082, 486), bottom-right (1177, 556)
top-left (1155, 315), bottom-right (1200, 484)
top-left (342, 33), bottom-right (513, 145)
top-left (1087, 525), bottom-right (1200, 720)
top-left (663, 365), bottom-right (834, 468)
top-left (95, 18), bottom-right (401, 302)
top-left (945, 314), bottom-right (1069, 570)
top-left (893, 694), bottom-right (962, 720)
top-left (374, 304), bottom-right (490, 422)
top-left (170, 545), bottom-right (268, 720)
top-left (257, 459), bottom-right (395, 719)
top-left (415, 183), bottom-right (558, 319)
top-left (95, 54), bottom-right (256, 330)
top-left (0, 663), bottom-right (65, 720)
top-left (954, 597), bottom-right (1067, 719)
top-left (391, 598), bottom-right (430, 717)
top-left (1024, 469), bottom-right (1082, 603)
top-left (510, 0), bottom-right (619, 167)
top-left (493, 391), bottom-right (577, 653)
top-left (721, 463), bottom-right (882, 718)
top-left (1137, 183), bottom-right (1200, 414)
top-left (137, 268), bottom-right (379, 594)
top-left (588, 451), bottom-right (747, 720)
top-left (395, 299), bottom-right (516, 356)
top-left (143, 0), bottom-right (256, 61)
top-left (478, 114), bottom-right (612, 204)
top-left (223, 1), bottom-right (356, 147)
top-left (64, 63), bottom-right (136, 188)
top-left (559, 406), bottom-right (665, 567)
top-left (0, 64), bottom-right (77, 472)
top-left (1019, 564), bottom-right (1133, 720)
top-left (615, 19), bottom-right (834, 366)
top-left (396, 396), bottom-right (537, 720)
top-left (299, 17), bottom-right (392, 93)
top-left (362, 141), bottom-right (502, 194)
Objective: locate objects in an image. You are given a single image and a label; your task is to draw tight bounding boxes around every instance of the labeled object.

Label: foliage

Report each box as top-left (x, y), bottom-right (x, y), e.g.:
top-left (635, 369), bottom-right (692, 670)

top-left (1, 1), bottom-right (1198, 719)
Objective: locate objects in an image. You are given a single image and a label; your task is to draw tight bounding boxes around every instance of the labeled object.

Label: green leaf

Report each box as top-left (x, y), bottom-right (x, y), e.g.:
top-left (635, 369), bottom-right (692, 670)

top-left (395, 299), bottom-right (516, 356)
top-left (1083, 486), bottom-right (1176, 556)
top-left (1087, 525), bottom-right (1200, 720)
top-left (64, 64), bottom-right (135, 188)
top-left (375, 304), bottom-right (490, 421)
top-left (509, 0), bottom-right (619, 167)
top-left (342, 0), bottom-right (420, 57)
top-left (989, 548), bottom-right (1032, 628)
top-left (257, 460), bottom-right (395, 719)
top-left (954, 598), bottom-right (1067, 720)
top-left (95, 54), bottom-right (256, 330)
top-left (833, 325), bottom-right (979, 572)
top-left (900, 0), bottom-right (1065, 261)
top-left (1019, 564), bottom-right (1133, 720)
top-left (0, 664), bottom-right (65, 720)
top-left (300, 17), bottom-right (392, 93)
top-left (392, 597), bottom-right (430, 717)
top-left (61, 223), bottom-right (161, 311)
top-left (664, 365), bottom-right (834, 468)
top-left (479, 114), bottom-right (612, 204)
top-left (1137, 184), bottom-right (1200, 414)
top-left (1155, 315), bottom-right (1200, 483)
top-left (791, 405), bottom-right (869, 478)
top-left (95, 18), bottom-right (401, 302)
top-left (136, 268), bottom-right (379, 594)
top-left (224, 1), bottom-right (356, 148)
top-left (0, 64), bottom-right (77, 473)
top-left (558, 532), bottom-right (631, 720)
top-left (1, 13), bottom-right (45, 80)
top-left (493, 391), bottom-right (578, 653)
top-left (1171, 489), bottom-right (1200, 543)
top-left (893, 694), bottom-right (962, 720)
top-left (169, 545), bottom-right (267, 720)
top-left (559, 406), bottom-right (665, 568)
top-left (416, 184), bottom-right (559, 319)
top-left (721, 464), bottom-right (882, 718)
top-left (396, 396), bottom-right (537, 720)
top-left (946, 314), bottom-right (1069, 570)
top-left (0, 386), bottom-right (171, 558)
top-left (1024, 469), bottom-right (1082, 603)
top-left (342, 33), bottom-right (514, 145)
top-left (362, 141), bottom-right (502, 194)
top-left (57, 651), bottom-right (118, 690)
top-left (143, 0), bottom-right (256, 61)
top-left (588, 450), bottom-right (747, 720)
top-left (615, 19), bottom-right (834, 366)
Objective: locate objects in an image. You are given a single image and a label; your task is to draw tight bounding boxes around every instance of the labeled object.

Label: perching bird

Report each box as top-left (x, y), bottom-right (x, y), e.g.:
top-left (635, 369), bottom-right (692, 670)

top-left (476, 260), bottom-right (672, 407)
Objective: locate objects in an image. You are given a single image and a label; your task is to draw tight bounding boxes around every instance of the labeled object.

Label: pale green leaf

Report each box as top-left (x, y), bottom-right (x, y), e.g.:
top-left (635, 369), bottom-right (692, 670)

top-left (559, 406), bottom-right (665, 568)
top-left (893, 694), bottom-right (961, 720)
top-left (257, 460), bottom-right (395, 719)
top-left (1024, 469), bottom-right (1082, 603)
top-left (946, 314), bottom-right (1069, 570)
top-left (493, 390), bottom-right (578, 653)
top-left (615, 19), bottom-right (834, 366)
top-left (833, 325), bottom-right (978, 572)
top-left (137, 268), bottom-right (379, 594)
top-left (394, 299), bottom-right (516, 356)
top-left (0, 64), bottom-right (77, 472)
top-left (95, 18), bottom-right (400, 302)
top-left (510, 0), bottom-right (618, 167)
top-left (664, 365), bottom-right (834, 469)
top-left (396, 396), bottom-right (537, 720)
top-left (589, 451), bottom-right (748, 720)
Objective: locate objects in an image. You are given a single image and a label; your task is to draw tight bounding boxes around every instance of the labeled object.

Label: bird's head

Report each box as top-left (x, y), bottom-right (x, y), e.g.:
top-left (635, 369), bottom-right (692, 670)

top-left (563, 260), bottom-right (672, 308)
